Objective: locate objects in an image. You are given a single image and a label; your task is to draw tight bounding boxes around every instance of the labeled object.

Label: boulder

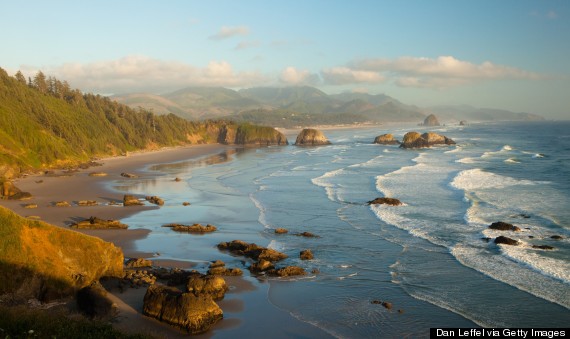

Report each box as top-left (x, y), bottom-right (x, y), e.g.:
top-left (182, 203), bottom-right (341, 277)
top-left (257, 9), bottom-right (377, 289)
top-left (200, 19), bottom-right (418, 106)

top-left (207, 261), bottom-right (243, 276)
top-left (121, 172), bottom-right (138, 178)
top-left (373, 134), bottom-right (400, 145)
top-left (494, 236), bottom-right (519, 246)
top-left (489, 221), bottom-right (521, 232)
top-left (23, 203), bottom-right (37, 209)
top-left (55, 201), bottom-right (71, 207)
top-left (551, 235), bottom-right (563, 240)
top-left (88, 172), bottom-right (108, 177)
top-left (294, 128), bottom-right (331, 146)
top-left (367, 197), bottom-right (403, 206)
top-left (142, 284), bottom-right (223, 334)
top-left (294, 231), bottom-right (320, 238)
top-left (164, 223), bottom-right (217, 233)
top-left (423, 114), bottom-right (440, 126)
top-left (123, 194), bottom-right (143, 206)
top-left (459, 120), bottom-right (467, 126)
top-left (249, 259), bottom-right (275, 273)
top-left (182, 202), bottom-right (191, 206)
top-left (300, 249), bottom-right (314, 260)
top-left (186, 274), bottom-right (228, 300)
top-left (146, 195), bottom-right (165, 206)
top-left (70, 216), bottom-right (128, 229)
top-left (77, 200), bottom-right (98, 206)
top-left (275, 228), bottom-right (289, 234)
top-left (532, 245), bottom-right (555, 250)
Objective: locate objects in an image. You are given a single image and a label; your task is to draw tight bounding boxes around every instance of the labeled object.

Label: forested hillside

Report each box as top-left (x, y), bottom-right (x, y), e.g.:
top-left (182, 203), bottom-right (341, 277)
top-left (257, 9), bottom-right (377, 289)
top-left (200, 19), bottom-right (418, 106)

top-left (0, 68), bottom-right (283, 179)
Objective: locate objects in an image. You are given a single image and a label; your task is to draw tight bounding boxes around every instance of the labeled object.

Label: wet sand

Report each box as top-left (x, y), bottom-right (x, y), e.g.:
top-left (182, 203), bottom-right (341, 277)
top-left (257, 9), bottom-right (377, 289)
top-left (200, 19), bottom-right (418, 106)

top-left (0, 143), bottom-right (331, 338)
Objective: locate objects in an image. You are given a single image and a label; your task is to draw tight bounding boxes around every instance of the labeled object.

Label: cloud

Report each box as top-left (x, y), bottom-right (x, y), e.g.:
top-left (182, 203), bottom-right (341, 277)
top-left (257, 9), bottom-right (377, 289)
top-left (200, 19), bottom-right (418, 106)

top-left (234, 40), bottom-right (261, 50)
top-left (279, 66), bottom-right (320, 85)
top-left (30, 55), bottom-right (269, 93)
top-left (209, 25), bottom-right (250, 40)
top-left (321, 67), bottom-right (385, 85)
top-left (341, 55), bottom-right (543, 88)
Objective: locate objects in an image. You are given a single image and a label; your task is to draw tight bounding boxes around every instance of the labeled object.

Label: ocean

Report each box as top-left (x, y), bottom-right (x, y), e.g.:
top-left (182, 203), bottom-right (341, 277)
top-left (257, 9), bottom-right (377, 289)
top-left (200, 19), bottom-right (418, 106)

top-left (116, 121), bottom-right (570, 337)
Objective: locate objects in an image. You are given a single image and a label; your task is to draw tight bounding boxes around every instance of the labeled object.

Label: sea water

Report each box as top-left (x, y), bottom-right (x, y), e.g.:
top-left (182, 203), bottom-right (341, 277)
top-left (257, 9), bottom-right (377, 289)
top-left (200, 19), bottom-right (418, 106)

top-left (118, 121), bottom-right (570, 337)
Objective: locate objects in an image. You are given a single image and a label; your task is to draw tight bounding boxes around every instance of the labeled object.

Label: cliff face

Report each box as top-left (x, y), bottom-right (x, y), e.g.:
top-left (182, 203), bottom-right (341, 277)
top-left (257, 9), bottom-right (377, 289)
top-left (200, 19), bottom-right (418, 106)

top-left (294, 128), bottom-right (331, 146)
top-left (0, 206), bottom-right (123, 301)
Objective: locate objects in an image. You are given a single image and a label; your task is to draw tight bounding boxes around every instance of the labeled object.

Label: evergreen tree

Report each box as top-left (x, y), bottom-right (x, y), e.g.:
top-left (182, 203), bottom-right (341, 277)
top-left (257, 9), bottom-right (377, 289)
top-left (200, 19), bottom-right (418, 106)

top-left (14, 70), bottom-right (26, 84)
top-left (33, 71), bottom-right (48, 94)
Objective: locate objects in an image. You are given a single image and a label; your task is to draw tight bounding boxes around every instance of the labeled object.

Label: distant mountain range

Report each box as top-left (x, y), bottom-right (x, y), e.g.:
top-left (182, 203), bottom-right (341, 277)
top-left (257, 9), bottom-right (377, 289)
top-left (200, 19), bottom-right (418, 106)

top-left (112, 86), bottom-right (543, 127)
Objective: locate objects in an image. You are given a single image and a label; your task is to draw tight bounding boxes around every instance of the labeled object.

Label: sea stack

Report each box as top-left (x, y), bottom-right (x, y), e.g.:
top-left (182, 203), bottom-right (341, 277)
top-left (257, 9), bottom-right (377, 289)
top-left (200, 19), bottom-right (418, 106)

top-left (423, 114), bottom-right (440, 126)
top-left (373, 134), bottom-right (400, 145)
top-left (294, 128), bottom-right (331, 146)
top-left (400, 131), bottom-right (455, 149)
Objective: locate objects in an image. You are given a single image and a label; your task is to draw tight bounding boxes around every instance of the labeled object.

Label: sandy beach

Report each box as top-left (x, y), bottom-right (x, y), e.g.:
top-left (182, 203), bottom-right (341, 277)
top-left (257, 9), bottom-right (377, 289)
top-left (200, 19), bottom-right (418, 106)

top-left (0, 143), bottom-right (330, 338)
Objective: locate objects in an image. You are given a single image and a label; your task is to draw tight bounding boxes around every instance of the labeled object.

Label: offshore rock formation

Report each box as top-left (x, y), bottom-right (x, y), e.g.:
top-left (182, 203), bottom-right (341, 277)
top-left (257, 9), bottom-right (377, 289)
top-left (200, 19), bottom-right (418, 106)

top-left (367, 197), bottom-right (403, 206)
top-left (294, 128), bottom-right (331, 146)
top-left (218, 124), bottom-right (288, 146)
top-left (70, 216), bottom-right (129, 229)
top-left (373, 134), bottom-right (400, 145)
top-left (488, 221), bottom-right (521, 232)
top-left (163, 223), bottom-right (217, 233)
top-left (0, 206), bottom-right (123, 301)
top-left (400, 132), bottom-right (456, 149)
top-left (423, 114), bottom-right (440, 126)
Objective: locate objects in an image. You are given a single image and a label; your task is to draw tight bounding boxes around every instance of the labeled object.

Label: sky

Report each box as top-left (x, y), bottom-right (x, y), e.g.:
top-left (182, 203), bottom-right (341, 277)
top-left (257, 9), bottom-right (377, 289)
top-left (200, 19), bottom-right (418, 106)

top-left (2, 0), bottom-right (569, 119)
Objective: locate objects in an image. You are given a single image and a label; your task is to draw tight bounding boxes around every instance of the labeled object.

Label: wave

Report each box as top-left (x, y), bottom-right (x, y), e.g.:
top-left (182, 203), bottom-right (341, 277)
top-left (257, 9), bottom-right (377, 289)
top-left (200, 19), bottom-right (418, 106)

top-left (504, 158), bottom-right (520, 164)
top-left (450, 168), bottom-right (540, 191)
top-left (249, 193), bottom-right (271, 229)
top-left (311, 168), bottom-right (345, 202)
top-left (482, 145), bottom-right (513, 158)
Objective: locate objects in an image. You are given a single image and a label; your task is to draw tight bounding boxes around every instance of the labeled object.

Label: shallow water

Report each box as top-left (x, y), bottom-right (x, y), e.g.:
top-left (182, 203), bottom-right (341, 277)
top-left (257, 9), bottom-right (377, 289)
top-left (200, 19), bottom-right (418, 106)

top-left (117, 121), bottom-right (570, 337)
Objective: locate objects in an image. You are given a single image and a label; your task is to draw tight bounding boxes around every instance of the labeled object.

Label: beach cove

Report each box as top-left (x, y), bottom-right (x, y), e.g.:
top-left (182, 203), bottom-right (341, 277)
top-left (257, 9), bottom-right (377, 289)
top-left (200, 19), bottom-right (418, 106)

top-left (2, 122), bottom-right (569, 337)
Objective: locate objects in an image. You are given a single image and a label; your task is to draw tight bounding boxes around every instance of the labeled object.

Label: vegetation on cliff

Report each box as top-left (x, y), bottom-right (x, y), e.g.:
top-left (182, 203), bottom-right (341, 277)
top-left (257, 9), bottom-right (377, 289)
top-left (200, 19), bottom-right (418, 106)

top-left (0, 68), bottom-right (287, 179)
top-left (0, 206), bottom-right (123, 301)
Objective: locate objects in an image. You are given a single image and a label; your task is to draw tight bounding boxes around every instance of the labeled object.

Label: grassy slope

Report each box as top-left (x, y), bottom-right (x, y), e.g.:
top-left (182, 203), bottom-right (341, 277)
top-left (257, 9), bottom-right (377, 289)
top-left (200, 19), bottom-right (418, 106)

top-left (0, 206), bottom-right (123, 300)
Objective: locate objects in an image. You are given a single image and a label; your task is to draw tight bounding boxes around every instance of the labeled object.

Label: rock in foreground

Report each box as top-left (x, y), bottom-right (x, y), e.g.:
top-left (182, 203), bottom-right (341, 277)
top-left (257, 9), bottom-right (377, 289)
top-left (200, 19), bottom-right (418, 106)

top-left (294, 128), bottom-right (331, 146)
top-left (143, 284), bottom-right (223, 334)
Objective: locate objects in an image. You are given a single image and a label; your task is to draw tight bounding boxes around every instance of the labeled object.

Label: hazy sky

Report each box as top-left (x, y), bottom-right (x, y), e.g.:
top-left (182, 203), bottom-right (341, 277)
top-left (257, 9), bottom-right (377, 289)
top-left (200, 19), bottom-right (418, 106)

top-left (2, 0), bottom-right (569, 118)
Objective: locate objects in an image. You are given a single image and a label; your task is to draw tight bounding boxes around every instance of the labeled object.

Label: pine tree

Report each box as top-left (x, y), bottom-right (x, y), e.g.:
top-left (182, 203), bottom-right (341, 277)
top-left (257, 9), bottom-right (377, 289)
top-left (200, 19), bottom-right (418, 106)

top-left (33, 71), bottom-right (48, 94)
top-left (14, 70), bottom-right (26, 84)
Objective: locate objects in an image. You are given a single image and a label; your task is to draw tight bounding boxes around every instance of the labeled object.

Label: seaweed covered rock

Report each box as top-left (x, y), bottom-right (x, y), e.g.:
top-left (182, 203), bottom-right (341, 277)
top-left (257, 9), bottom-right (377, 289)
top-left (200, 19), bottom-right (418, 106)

top-left (142, 284), bottom-right (223, 334)
top-left (123, 194), bottom-right (143, 206)
top-left (163, 223), bottom-right (217, 233)
top-left (294, 129), bottom-right (331, 146)
top-left (300, 249), bottom-right (314, 260)
top-left (373, 134), bottom-right (400, 145)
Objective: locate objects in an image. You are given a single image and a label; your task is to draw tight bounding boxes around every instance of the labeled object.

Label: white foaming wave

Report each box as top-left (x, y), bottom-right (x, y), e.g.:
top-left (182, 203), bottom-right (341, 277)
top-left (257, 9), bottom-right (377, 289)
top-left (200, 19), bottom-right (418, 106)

top-left (249, 193), bottom-right (271, 229)
top-left (501, 244), bottom-right (570, 283)
top-left (532, 153), bottom-right (545, 158)
top-left (482, 145), bottom-right (513, 158)
top-left (375, 162), bottom-right (431, 197)
top-left (311, 168), bottom-right (345, 202)
top-left (451, 245), bottom-right (570, 309)
top-left (504, 158), bottom-right (521, 164)
top-left (456, 157), bottom-right (477, 164)
top-left (450, 168), bottom-right (540, 191)
top-left (444, 146), bottom-right (462, 154)
top-left (267, 239), bottom-right (286, 252)
top-left (348, 155), bottom-right (383, 168)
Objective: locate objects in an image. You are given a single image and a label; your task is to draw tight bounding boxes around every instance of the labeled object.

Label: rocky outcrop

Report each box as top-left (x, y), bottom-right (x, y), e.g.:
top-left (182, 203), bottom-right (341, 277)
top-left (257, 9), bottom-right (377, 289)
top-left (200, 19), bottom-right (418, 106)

top-left (275, 228), bottom-right (289, 234)
top-left (77, 200), bottom-right (98, 206)
top-left (1, 181), bottom-right (32, 200)
top-left (294, 129), bottom-right (331, 146)
top-left (373, 134), bottom-right (400, 145)
top-left (145, 195), bottom-right (165, 206)
top-left (123, 194), bottom-right (143, 206)
top-left (186, 274), bottom-right (228, 300)
top-left (494, 236), bottom-right (519, 246)
top-left (142, 284), bottom-right (223, 334)
top-left (488, 221), bottom-right (521, 232)
top-left (459, 120), bottom-right (467, 126)
top-left (219, 124), bottom-right (288, 146)
top-left (88, 172), bottom-right (108, 177)
top-left (423, 114), bottom-right (440, 126)
top-left (121, 172), bottom-right (138, 178)
top-left (70, 216), bottom-right (128, 229)
top-left (217, 240), bottom-right (288, 262)
top-left (249, 259), bottom-right (275, 273)
top-left (76, 281), bottom-right (115, 319)
top-left (293, 231), bottom-right (320, 238)
top-left (207, 260), bottom-right (243, 276)
top-left (367, 197), bottom-right (403, 206)
top-left (268, 266), bottom-right (307, 277)
top-left (0, 206), bottom-right (123, 301)
top-left (163, 223), bottom-right (217, 233)
top-left (125, 258), bottom-right (153, 268)
top-left (399, 131), bottom-right (455, 149)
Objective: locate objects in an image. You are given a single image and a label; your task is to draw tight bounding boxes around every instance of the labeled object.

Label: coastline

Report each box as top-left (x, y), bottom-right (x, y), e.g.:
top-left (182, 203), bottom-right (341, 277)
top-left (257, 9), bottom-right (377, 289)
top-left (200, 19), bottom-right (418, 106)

top-left (0, 142), bottom-right (332, 338)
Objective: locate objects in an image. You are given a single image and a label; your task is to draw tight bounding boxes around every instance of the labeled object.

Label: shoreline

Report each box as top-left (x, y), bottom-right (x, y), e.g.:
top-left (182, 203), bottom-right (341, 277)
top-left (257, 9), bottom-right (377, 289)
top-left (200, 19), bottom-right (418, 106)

top-left (0, 142), bottom-right (332, 338)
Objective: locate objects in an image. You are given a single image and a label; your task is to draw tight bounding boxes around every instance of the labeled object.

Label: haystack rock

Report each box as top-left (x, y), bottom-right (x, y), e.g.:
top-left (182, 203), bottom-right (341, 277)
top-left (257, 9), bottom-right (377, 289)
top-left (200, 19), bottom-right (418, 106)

top-left (373, 134), bottom-right (400, 145)
top-left (423, 114), bottom-right (440, 126)
top-left (294, 129), bottom-right (331, 146)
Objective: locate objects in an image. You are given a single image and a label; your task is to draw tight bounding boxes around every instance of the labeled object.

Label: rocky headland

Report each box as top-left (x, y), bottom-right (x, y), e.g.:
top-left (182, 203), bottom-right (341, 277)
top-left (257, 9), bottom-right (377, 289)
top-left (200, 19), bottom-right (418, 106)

top-left (294, 128), bottom-right (331, 146)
